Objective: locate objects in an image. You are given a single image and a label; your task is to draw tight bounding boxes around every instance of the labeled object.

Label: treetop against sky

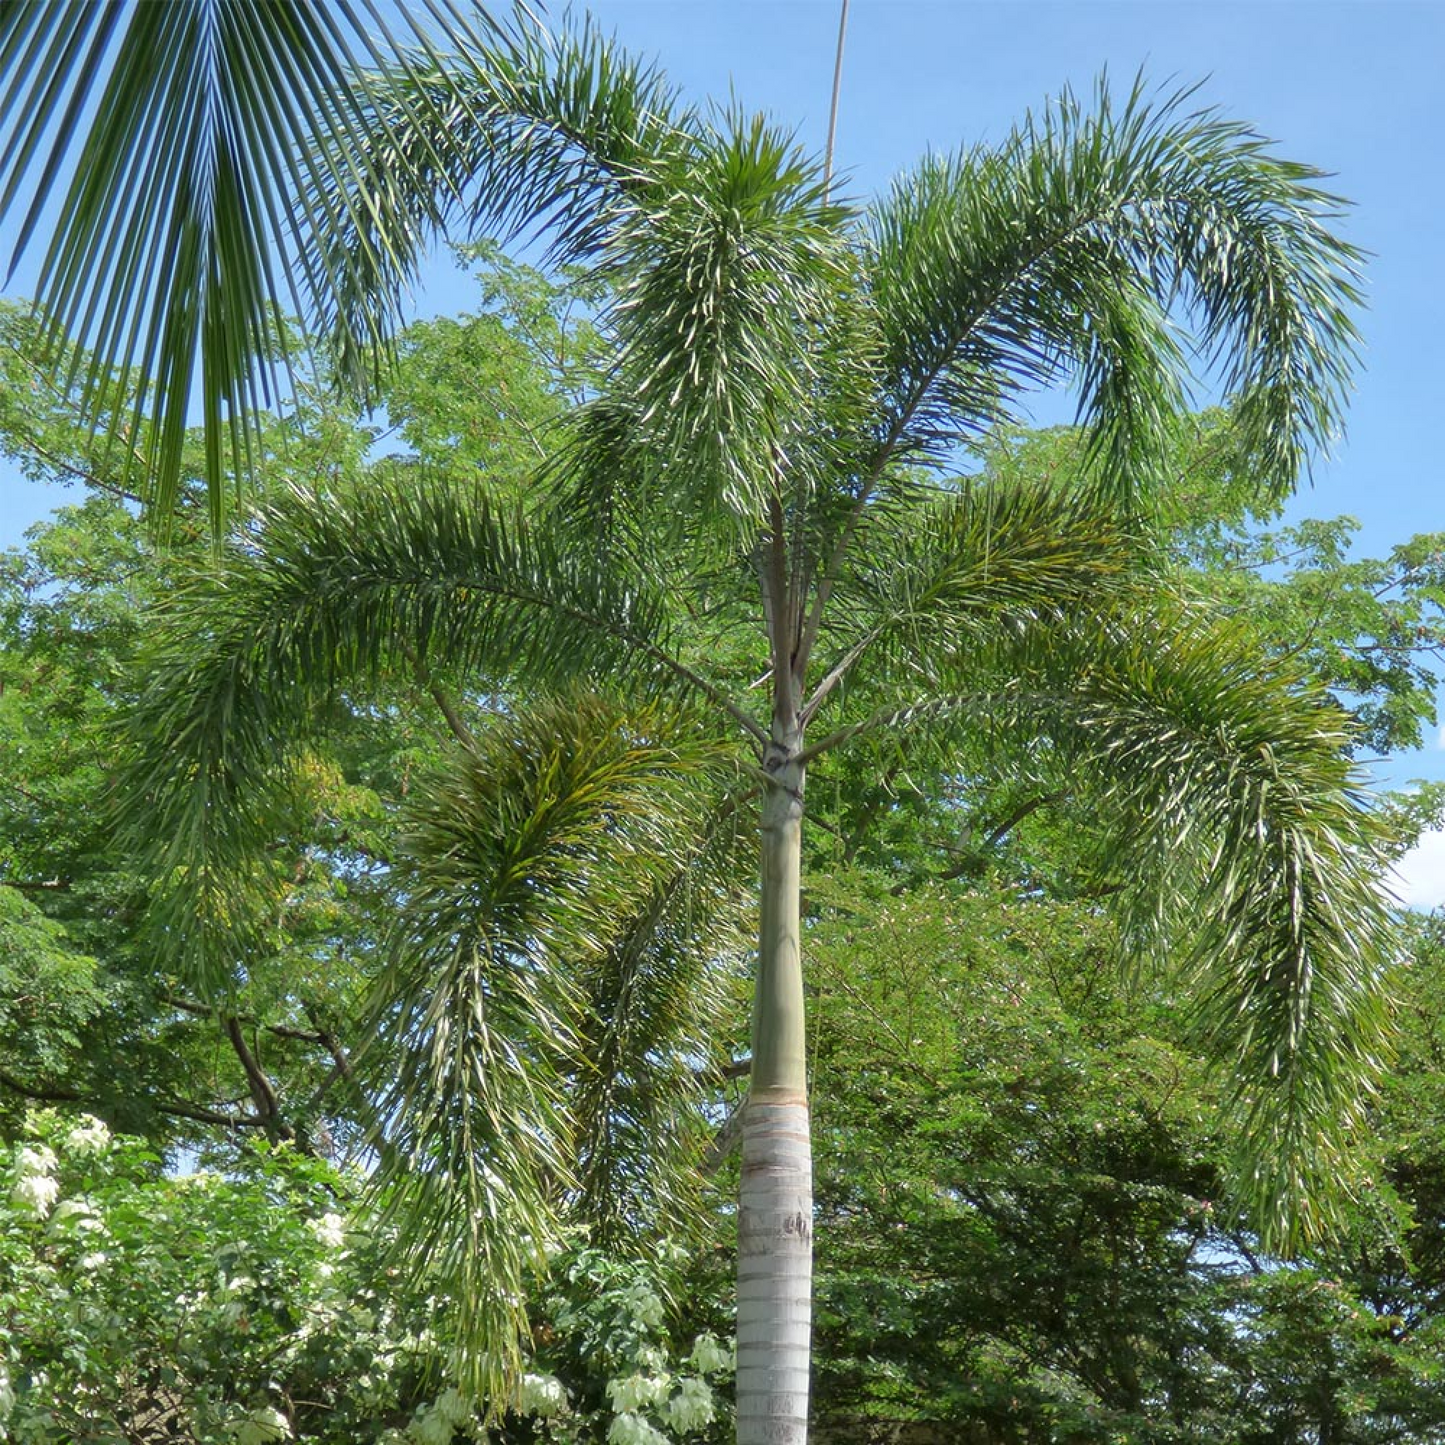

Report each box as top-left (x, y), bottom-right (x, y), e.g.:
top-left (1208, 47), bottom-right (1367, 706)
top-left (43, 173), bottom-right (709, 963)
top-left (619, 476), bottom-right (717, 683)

top-left (0, 0), bottom-right (1441, 851)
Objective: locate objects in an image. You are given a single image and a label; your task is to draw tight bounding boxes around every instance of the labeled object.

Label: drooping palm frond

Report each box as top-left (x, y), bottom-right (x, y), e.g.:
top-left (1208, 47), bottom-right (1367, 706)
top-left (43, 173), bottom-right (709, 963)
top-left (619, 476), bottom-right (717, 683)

top-left (1043, 606), bottom-right (1391, 1247)
top-left (310, 13), bottom-right (690, 401)
top-left (325, 22), bottom-right (857, 534)
top-left (603, 111), bottom-right (854, 530)
top-left (0, 0), bottom-right (500, 529)
top-left (361, 692), bottom-right (734, 1401)
top-left (118, 473), bottom-right (762, 995)
top-left (866, 77), bottom-right (1362, 507)
top-left (844, 597), bottom-right (1393, 1246)
top-left (568, 789), bottom-right (754, 1245)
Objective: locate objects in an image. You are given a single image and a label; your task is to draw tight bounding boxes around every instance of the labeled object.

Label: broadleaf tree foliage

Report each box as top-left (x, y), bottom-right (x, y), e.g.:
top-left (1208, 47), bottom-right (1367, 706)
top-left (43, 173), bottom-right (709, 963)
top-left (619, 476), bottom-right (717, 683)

top-left (0, 13), bottom-right (1397, 1444)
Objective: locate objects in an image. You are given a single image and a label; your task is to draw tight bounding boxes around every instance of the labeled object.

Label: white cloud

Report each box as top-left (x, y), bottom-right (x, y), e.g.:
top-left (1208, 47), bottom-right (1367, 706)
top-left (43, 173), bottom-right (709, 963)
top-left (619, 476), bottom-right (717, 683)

top-left (1392, 827), bottom-right (1445, 911)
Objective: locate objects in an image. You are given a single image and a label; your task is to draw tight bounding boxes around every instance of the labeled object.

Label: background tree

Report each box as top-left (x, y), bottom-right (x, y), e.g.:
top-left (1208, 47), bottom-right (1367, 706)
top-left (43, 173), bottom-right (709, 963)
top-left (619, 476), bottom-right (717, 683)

top-left (4, 262), bottom-right (1445, 1441)
top-left (790, 876), bottom-right (1445, 1445)
top-left (0, 247), bottom-right (639, 1157)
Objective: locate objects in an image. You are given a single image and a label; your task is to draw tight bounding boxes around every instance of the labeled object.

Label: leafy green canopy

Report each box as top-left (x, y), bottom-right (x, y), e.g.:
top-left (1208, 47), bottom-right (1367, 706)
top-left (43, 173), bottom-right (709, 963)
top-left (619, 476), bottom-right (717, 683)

top-left (797, 878), bottom-right (1445, 1444)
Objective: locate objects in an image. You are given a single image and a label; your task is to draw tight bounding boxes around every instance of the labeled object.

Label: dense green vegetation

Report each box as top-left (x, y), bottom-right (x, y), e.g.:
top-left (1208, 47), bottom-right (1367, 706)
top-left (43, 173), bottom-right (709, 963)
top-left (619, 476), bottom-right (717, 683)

top-left (2, 260), bottom-right (1444, 1440)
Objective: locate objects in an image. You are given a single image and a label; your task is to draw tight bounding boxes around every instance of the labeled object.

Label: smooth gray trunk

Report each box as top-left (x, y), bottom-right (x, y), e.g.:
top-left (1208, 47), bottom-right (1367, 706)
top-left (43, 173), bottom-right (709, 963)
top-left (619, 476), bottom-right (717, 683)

top-left (737, 741), bottom-right (812, 1445)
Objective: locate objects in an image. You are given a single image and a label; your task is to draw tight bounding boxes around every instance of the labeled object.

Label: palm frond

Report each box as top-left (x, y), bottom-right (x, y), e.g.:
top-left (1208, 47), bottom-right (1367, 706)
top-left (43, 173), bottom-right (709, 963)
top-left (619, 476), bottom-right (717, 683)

top-left (802, 479), bottom-right (1140, 723)
top-left (605, 110), bottom-right (854, 529)
top-left (476, 106), bottom-right (858, 545)
top-left (117, 474), bottom-right (758, 995)
top-left (361, 692), bottom-right (732, 1401)
top-left (867, 76), bottom-right (1362, 506)
top-left (568, 789), bottom-right (754, 1244)
top-left (1049, 606), bottom-right (1391, 1246)
top-left (859, 600), bottom-right (1392, 1245)
top-left (802, 583), bottom-right (1391, 1246)
top-left (309, 13), bottom-right (687, 399)
top-left (0, 0), bottom-right (498, 529)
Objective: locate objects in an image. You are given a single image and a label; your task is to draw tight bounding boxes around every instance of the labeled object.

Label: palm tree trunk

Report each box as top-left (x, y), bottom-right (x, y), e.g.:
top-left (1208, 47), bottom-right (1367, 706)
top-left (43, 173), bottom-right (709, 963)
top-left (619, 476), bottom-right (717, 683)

top-left (738, 737), bottom-right (812, 1445)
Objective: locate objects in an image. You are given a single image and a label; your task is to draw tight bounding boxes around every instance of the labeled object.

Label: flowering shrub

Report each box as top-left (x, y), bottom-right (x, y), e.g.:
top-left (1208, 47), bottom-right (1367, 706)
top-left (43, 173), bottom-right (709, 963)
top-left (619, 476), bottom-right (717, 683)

top-left (0, 1113), bottom-right (732, 1444)
top-left (526, 1247), bottom-right (733, 1444)
top-left (0, 1110), bottom-right (429, 1443)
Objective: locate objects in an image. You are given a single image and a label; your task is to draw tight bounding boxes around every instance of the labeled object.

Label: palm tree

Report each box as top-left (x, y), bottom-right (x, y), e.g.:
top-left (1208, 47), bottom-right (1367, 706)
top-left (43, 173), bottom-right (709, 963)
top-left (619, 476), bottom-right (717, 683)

top-left (10, 14), bottom-right (1388, 1444)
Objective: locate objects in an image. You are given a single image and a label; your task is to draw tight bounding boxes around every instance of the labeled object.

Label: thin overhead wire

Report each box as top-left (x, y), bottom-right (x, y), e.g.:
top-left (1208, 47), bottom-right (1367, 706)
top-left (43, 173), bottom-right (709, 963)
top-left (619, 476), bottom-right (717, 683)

top-left (823, 0), bottom-right (849, 204)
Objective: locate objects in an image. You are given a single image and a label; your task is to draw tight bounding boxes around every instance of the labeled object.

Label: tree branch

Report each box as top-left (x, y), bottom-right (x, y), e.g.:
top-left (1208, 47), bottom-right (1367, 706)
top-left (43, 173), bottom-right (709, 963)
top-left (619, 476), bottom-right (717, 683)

top-left (399, 638), bottom-right (478, 750)
top-left (165, 993), bottom-right (324, 1044)
top-left (700, 1100), bottom-right (746, 1176)
top-left (0, 1065), bottom-right (81, 1102)
top-left (0, 1064), bottom-right (268, 1131)
top-left (222, 1015), bottom-right (300, 1147)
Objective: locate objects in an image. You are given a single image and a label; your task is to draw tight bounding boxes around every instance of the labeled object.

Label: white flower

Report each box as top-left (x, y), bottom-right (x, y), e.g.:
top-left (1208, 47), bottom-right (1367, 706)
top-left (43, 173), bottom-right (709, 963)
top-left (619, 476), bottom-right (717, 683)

top-left (688, 1333), bottom-right (732, 1375)
top-left (49, 1197), bottom-right (104, 1232)
top-left (606, 1412), bottom-right (670, 1445)
top-left (622, 1282), bottom-right (666, 1330)
top-left (519, 1373), bottom-right (569, 1419)
top-left (16, 1145), bottom-right (57, 1177)
top-left (0, 1361), bottom-right (15, 1421)
top-left (11, 1171), bottom-right (60, 1219)
top-left (232, 1406), bottom-right (292, 1445)
top-left (308, 1211), bottom-right (347, 1251)
top-left (78, 1251), bottom-right (109, 1272)
top-left (64, 1117), bottom-right (111, 1156)
top-left (607, 1373), bottom-right (671, 1414)
top-left (667, 1377), bottom-right (716, 1434)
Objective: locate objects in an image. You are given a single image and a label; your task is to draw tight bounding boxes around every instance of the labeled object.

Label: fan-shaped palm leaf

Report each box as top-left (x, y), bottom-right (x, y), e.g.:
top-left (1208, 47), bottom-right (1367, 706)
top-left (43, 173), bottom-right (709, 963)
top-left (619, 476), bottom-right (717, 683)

top-left (0, 1), bottom-right (503, 528)
top-left (0, 1), bottom-right (510, 528)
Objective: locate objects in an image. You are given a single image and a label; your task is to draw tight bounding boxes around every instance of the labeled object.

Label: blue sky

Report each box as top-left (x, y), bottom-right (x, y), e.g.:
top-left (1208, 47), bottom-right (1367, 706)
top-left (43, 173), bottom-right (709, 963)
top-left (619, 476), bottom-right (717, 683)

top-left (2, 1), bottom-right (1443, 889)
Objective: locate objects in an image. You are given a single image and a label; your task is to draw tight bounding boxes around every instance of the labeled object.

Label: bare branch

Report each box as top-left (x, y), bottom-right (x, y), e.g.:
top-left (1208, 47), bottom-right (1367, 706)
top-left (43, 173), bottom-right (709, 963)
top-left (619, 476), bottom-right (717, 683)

top-left (399, 638), bottom-right (479, 750)
top-left (700, 1100), bottom-right (746, 1176)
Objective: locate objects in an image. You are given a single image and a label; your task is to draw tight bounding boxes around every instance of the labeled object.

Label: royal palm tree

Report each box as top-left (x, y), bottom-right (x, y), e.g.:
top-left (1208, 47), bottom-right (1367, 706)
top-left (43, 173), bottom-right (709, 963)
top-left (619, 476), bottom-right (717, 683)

top-left (7, 14), bottom-right (1388, 1445)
